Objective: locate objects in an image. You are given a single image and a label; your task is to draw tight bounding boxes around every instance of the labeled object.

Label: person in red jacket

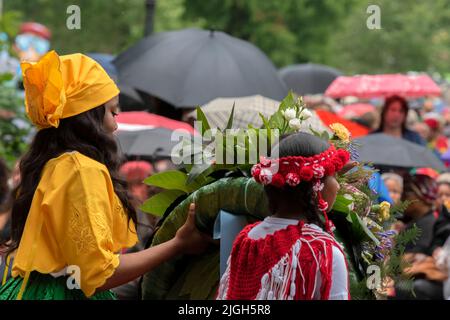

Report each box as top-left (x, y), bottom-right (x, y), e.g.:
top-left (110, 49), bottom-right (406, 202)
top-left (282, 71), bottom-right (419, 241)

top-left (217, 132), bottom-right (351, 300)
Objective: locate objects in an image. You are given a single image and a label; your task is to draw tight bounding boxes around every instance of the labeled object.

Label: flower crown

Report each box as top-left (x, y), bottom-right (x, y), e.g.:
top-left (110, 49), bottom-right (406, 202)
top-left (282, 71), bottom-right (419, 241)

top-left (251, 145), bottom-right (350, 188)
top-left (251, 144), bottom-right (351, 232)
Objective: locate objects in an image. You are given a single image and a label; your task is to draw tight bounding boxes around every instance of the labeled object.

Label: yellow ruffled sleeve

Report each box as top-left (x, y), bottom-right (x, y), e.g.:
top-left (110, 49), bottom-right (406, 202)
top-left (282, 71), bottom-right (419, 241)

top-left (44, 161), bottom-right (129, 297)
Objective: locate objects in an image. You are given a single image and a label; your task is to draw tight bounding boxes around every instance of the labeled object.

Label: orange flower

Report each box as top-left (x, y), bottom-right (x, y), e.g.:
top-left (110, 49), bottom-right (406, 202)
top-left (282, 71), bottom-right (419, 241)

top-left (21, 50), bottom-right (66, 129)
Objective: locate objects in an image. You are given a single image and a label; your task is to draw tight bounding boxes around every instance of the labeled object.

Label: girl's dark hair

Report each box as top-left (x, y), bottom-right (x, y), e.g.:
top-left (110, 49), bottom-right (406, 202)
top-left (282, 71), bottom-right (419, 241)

top-left (264, 132), bottom-right (330, 228)
top-left (0, 158), bottom-right (11, 212)
top-left (1, 105), bottom-right (136, 254)
top-left (377, 95), bottom-right (409, 133)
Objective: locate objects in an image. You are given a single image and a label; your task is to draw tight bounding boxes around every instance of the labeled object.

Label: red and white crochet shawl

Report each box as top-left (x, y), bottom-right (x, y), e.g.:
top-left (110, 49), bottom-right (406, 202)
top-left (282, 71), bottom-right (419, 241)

top-left (217, 221), bottom-right (350, 300)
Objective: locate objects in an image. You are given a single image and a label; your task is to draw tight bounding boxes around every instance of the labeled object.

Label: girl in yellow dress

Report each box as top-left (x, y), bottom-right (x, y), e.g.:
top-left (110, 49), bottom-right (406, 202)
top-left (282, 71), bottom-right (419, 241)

top-left (0, 51), bottom-right (209, 300)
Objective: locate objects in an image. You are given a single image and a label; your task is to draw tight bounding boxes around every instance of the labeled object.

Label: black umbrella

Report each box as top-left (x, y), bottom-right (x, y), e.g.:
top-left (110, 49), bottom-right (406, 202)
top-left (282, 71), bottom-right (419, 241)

top-left (113, 28), bottom-right (288, 108)
top-left (279, 63), bottom-right (342, 95)
top-left (354, 133), bottom-right (446, 171)
top-left (115, 128), bottom-right (193, 159)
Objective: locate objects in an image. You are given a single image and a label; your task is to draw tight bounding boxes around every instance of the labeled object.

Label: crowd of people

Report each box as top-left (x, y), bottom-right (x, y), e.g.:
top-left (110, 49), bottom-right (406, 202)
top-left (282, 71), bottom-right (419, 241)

top-left (1, 21), bottom-right (450, 301)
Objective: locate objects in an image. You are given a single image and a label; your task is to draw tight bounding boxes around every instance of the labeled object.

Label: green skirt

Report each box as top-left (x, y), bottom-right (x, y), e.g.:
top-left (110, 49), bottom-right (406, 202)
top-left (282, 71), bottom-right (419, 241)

top-left (0, 272), bottom-right (116, 300)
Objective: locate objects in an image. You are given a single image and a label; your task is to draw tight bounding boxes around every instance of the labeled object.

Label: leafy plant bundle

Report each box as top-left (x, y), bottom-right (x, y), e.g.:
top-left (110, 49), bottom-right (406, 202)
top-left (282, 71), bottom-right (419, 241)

top-left (141, 92), bottom-right (417, 300)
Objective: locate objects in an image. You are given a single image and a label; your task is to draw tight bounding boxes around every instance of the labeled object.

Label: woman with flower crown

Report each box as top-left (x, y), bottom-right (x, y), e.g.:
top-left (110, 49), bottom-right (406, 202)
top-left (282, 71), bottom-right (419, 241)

top-left (0, 51), bottom-right (209, 300)
top-left (217, 132), bottom-right (352, 300)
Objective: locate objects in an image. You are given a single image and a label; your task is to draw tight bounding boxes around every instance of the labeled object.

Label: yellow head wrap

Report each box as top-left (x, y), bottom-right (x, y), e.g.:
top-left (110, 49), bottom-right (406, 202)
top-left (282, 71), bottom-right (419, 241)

top-left (21, 50), bottom-right (120, 129)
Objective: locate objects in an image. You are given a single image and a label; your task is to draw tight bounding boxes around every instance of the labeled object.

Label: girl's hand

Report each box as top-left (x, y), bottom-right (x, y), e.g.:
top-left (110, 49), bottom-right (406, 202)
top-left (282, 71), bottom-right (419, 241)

top-left (174, 203), bottom-right (212, 255)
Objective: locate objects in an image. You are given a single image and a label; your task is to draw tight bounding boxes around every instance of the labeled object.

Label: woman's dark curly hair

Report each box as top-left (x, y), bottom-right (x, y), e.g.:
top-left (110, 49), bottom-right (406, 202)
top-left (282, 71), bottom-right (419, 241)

top-left (1, 105), bottom-right (137, 255)
top-left (264, 132), bottom-right (329, 228)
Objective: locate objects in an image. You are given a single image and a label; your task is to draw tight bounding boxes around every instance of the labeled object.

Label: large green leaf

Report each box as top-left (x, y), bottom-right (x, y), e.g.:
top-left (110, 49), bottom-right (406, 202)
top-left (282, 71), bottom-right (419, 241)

top-left (144, 170), bottom-right (190, 192)
top-left (332, 194), bottom-right (354, 214)
top-left (140, 189), bottom-right (186, 217)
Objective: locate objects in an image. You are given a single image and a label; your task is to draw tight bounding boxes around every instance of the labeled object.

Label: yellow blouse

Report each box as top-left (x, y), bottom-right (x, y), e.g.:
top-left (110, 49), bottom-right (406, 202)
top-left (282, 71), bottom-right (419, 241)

top-left (12, 151), bottom-right (138, 297)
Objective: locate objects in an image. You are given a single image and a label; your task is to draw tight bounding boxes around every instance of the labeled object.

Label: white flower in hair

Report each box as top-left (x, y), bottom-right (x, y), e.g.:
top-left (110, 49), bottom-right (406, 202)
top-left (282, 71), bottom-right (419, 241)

top-left (288, 118), bottom-right (302, 131)
top-left (282, 108), bottom-right (297, 121)
top-left (259, 168), bottom-right (273, 185)
top-left (299, 108), bottom-right (312, 120)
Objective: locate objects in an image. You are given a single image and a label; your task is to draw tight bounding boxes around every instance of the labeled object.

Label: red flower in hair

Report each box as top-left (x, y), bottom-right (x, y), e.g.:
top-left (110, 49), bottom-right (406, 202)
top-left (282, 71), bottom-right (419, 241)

top-left (251, 164), bottom-right (261, 177)
top-left (259, 168), bottom-right (273, 185)
top-left (299, 166), bottom-right (314, 181)
top-left (312, 164), bottom-right (325, 179)
top-left (323, 161), bottom-right (335, 176)
top-left (337, 149), bottom-right (350, 165)
top-left (271, 173), bottom-right (285, 188)
top-left (318, 199), bottom-right (329, 211)
top-left (286, 172), bottom-right (301, 186)
top-left (333, 158), bottom-right (344, 171)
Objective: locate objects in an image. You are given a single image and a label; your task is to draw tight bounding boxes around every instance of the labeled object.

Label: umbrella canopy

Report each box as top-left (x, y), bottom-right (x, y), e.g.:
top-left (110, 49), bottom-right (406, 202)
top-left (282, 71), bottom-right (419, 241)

top-left (113, 28), bottom-right (288, 108)
top-left (116, 111), bottom-right (196, 134)
top-left (315, 110), bottom-right (369, 138)
top-left (337, 103), bottom-right (376, 119)
top-left (279, 63), bottom-right (342, 95)
top-left (115, 128), bottom-right (191, 159)
top-left (87, 53), bottom-right (143, 103)
top-left (355, 133), bottom-right (446, 171)
top-left (325, 74), bottom-right (442, 99)
top-left (188, 95), bottom-right (330, 133)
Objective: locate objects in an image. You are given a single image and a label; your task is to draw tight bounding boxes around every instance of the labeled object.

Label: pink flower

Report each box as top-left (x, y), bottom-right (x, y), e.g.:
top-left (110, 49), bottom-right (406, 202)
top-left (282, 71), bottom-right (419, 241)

top-left (312, 164), bottom-right (325, 179)
top-left (313, 181), bottom-right (324, 193)
top-left (259, 168), bottom-right (273, 185)
top-left (286, 172), bottom-right (301, 187)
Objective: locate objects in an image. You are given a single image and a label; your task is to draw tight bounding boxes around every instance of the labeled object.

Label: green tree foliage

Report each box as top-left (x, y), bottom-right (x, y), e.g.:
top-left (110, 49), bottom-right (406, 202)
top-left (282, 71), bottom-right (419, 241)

top-left (181, 0), bottom-right (357, 67)
top-left (4, 0), bottom-right (146, 54)
top-left (329, 0), bottom-right (450, 74)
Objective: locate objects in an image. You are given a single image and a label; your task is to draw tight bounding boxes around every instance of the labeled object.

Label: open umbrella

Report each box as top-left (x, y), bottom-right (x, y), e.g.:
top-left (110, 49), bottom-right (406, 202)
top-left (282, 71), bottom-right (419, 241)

top-left (279, 63), bottom-right (342, 95)
top-left (315, 110), bottom-right (369, 138)
top-left (115, 128), bottom-right (191, 159)
top-left (116, 111), bottom-right (196, 134)
top-left (355, 133), bottom-right (446, 171)
top-left (188, 95), bottom-right (330, 133)
top-left (325, 74), bottom-right (442, 99)
top-left (113, 28), bottom-right (287, 108)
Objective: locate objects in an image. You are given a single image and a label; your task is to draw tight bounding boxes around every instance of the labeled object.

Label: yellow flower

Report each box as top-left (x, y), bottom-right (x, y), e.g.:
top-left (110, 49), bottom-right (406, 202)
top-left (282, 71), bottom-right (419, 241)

top-left (379, 201), bottom-right (391, 222)
top-left (330, 122), bottom-right (351, 143)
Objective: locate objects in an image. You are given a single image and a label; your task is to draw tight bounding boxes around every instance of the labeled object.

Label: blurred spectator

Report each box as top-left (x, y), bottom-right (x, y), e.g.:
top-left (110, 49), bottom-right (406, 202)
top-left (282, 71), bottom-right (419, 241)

top-left (119, 160), bottom-right (156, 245)
top-left (114, 160), bottom-right (156, 300)
top-left (13, 22), bottom-right (51, 63)
top-left (437, 173), bottom-right (450, 211)
top-left (424, 118), bottom-right (449, 155)
top-left (393, 172), bottom-right (450, 300)
top-left (413, 122), bottom-right (431, 143)
top-left (351, 111), bottom-right (379, 131)
top-left (381, 172), bottom-right (404, 205)
top-left (375, 95), bottom-right (426, 146)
